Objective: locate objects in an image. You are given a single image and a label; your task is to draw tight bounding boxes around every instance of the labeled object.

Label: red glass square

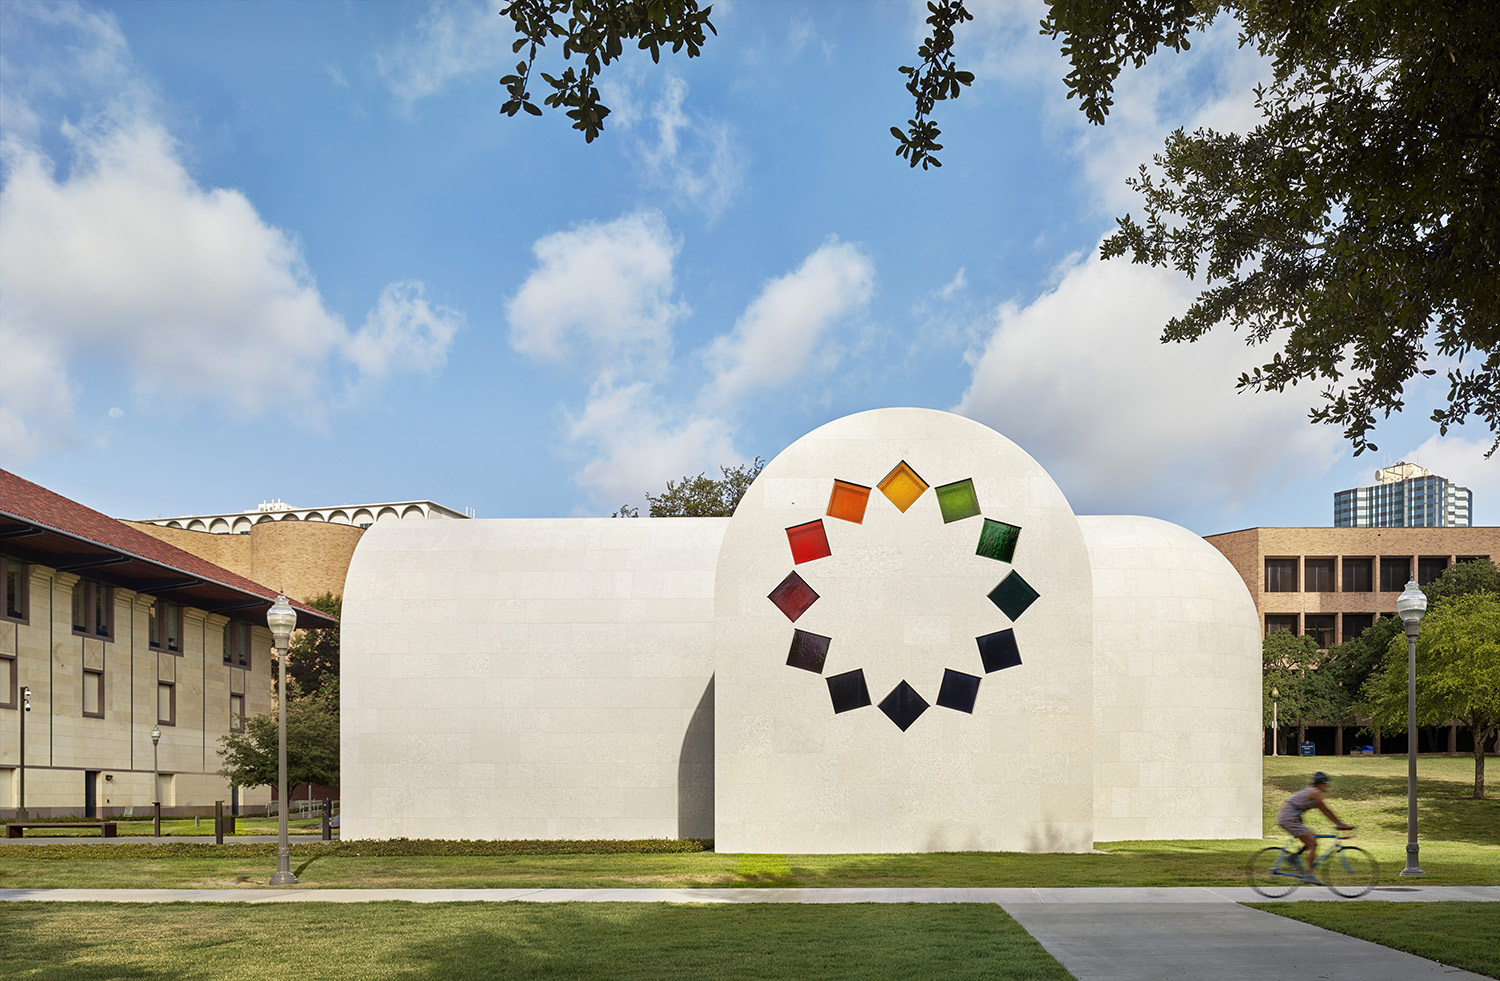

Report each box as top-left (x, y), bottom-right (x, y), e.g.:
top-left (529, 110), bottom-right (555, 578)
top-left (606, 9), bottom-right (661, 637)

top-left (786, 520), bottom-right (831, 564)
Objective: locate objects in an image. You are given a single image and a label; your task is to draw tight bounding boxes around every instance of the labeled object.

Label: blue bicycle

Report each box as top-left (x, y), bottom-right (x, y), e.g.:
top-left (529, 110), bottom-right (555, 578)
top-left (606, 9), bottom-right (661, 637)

top-left (1247, 834), bottom-right (1378, 898)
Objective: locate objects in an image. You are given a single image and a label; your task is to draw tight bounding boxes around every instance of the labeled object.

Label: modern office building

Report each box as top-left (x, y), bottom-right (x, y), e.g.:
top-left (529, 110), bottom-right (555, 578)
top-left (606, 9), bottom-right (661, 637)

top-left (1333, 462), bottom-right (1473, 527)
top-left (1204, 526), bottom-right (1497, 648)
top-left (1, 470), bottom-right (336, 818)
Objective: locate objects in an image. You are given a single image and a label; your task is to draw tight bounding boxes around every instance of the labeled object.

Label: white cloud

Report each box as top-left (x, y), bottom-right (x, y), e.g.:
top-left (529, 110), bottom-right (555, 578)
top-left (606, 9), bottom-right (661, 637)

top-left (704, 238), bottom-right (875, 401)
top-left (0, 3), bottom-right (459, 465)
top-left (954, 245), bottom-right (1341, 518)
top-left (374, 0), bottom-right (509, 113)
top-left (505, 211), bottom-right (686, 372)
top-left (1398, 435), bottom-right (1500, 516)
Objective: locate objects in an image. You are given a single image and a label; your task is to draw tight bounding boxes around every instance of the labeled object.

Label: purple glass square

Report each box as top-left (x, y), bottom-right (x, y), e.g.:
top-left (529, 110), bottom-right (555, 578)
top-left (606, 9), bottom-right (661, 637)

top-left (826, 669), bottom-right (871, 713)
top-left (786, 629), bottom-right (831, 673)
top-left (768, 571), bottom-right (819, 622)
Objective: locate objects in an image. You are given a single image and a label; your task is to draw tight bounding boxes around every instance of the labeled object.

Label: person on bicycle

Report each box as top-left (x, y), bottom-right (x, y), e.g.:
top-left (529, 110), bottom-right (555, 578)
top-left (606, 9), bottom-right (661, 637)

top-left (1276, 771), bottom-right (1353, 879)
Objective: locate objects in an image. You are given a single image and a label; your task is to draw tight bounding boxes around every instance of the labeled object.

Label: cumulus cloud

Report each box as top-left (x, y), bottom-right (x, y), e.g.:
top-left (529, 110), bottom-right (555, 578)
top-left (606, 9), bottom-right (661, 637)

top-left (704, 238), bottom-right (875, 401)
top-left (1397, 435), bottom-right (1500, 518)
top-left (505, 211), bottom-right (686, 372)
top-left (954, 245), bottom-right (1341, 518)
top-left (0, 3), bottom-right (460, 465)
top-left (374, 0), bottom-right (509, 113)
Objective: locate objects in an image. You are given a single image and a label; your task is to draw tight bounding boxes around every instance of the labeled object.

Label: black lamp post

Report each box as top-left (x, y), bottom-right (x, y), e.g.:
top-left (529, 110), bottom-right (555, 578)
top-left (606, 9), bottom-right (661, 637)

top-left (1396, 579), bottom-right (1427, 877)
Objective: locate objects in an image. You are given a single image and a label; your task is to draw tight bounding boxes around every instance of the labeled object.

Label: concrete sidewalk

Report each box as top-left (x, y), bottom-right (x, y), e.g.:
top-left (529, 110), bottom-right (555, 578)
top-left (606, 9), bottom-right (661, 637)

top-left (3, 885), bottom-right (1493, 980)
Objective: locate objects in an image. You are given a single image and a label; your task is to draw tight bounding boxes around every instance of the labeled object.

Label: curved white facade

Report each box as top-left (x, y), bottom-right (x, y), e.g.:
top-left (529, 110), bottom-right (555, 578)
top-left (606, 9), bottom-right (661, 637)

top-left (340, 409), bottom-right (1261, 850)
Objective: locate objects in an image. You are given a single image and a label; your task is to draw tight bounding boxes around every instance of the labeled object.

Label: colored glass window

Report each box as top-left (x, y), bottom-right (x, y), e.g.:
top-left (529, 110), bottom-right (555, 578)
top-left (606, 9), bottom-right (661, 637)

top-left (786, 629), bottom-right (831, 673)
top-left (988, 572), bottom-right (1040, 621)
top-left (877, 461), bottom-right (929, 512)
top-left (826, 669), bottom-right (871, 713)
top-left (786, 520), bottom-right (832, 564)
top-left (826, 480), bottom-right (872, 524)
top-left (878, 680), bottom-right (929, 731)
top-left (768, 571), bottom-right (819, 622)
top-left (935, 479), bottom-right (981, 523)
top-left (976, 629), bottom-right (1022, 673)
top-left (936, 669), bottom-right (981, 713)
top-left (976, 518), bottom-right (1021, 563)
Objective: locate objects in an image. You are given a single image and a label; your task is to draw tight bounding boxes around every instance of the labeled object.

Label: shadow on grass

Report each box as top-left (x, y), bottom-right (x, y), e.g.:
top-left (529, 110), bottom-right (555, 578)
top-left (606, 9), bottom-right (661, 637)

top-left (0, 905), bottom-right (198, 981)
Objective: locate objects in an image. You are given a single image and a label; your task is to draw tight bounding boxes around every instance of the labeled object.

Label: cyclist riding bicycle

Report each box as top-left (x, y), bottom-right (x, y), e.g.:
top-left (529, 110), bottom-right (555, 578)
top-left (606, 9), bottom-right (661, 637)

top-left (1276, 771), bottom-right (1353, 880)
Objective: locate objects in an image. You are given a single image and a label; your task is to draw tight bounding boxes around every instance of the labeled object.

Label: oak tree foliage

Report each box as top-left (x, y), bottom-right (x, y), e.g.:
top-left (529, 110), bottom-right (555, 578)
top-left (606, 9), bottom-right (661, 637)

top-left (1263, 630), bottom-right (1348, 751)
top-left (280, 591), bottom-right (341, 699)
top-left (216, 679), bottom-right (340, 798)
top-left (614, 458), bottom-right (765, 517)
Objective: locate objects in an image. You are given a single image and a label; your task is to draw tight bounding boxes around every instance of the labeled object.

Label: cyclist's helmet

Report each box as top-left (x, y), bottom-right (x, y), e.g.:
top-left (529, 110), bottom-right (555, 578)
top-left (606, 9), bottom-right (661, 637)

top-left (1313, 771), bottom-right (1330, 786)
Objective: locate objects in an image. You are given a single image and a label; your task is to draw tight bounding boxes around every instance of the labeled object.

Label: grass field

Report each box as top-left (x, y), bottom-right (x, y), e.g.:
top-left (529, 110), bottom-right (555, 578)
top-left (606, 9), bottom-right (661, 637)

top-left (1248, 902), bottom-right (1500, 979)
top-left (0, 902), bottom-right (1073, 981)
top-left (3, 815), bottom-right (327, 837)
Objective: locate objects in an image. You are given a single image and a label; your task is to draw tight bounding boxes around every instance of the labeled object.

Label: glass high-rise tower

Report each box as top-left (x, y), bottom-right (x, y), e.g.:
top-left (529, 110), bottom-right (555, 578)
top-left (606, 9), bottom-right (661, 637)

top-left (1333, 462), bottom-right (1472, 527)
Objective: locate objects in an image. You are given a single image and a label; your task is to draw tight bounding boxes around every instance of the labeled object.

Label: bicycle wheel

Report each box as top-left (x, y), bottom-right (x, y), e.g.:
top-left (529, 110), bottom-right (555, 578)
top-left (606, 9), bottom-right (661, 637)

top-left (1321, 845), bottom-right (1378, 898)
top-left (1247, 846), bottom-right (1300, 898)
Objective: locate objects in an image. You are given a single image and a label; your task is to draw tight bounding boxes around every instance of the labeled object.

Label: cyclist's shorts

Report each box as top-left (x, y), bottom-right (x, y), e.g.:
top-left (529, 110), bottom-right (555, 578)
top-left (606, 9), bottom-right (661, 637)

top-left (1278, 817), bottom-right (1311, 839)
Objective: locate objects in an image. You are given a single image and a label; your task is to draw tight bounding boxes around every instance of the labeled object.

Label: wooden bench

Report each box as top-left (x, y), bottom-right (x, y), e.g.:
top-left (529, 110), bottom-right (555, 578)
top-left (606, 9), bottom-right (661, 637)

top-left (5, 821), bottom-right (118, 838)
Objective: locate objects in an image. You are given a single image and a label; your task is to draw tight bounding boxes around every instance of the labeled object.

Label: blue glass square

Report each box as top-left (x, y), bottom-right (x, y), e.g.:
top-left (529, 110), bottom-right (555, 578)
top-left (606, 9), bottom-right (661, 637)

top-left (936, 669), bottom-right (980, 713)
top-left (878, 680), bottom-right (929, 731)
top-left (826, 669), bottom-right (871, 713)
top-left (976, 629), bottom-right (1022, 673)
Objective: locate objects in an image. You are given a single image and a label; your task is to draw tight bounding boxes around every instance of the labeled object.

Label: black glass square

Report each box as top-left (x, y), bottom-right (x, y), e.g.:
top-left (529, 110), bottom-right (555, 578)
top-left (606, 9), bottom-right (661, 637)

top-left (786, 629), bottom-right (831, 673)
top-left (988, 571), bottom-right (1040, 621)
top-left (826, 669), bottom-right (871, 713)
top-left (878, 680), bottom-right (929, 731)
top-left (976, 629), bottom-right (1022, 673)
top-left (936, 669), bottom-right (981, 713)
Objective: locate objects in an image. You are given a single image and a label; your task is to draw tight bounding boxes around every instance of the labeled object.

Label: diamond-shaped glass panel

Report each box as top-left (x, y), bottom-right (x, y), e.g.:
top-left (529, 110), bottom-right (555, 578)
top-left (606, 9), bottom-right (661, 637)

top-left (877, 461), bottom-right (929, 513)
top-left (827, 480), bottom-right (872, 524)
top-left (936, 669), bottom-right (981, 713)
top-left (935, 478), bottom-right (981, 523)
top-left (826, 669), bottom-right (871, 713)
top-left (988, 572), bottom-right (1040, 620)
top-left (787, 629), bottom-right (831, 673)
top-left (976, 629), bottom-right (1022, 673)
top-left (768, 571), bottom-right (819, 622)
top-left (786, 519), bottom-right (832, 564)
top-left (976, 518), bottom-right (1022, 562)
top-left (878, 680), bottom-right (929, 731)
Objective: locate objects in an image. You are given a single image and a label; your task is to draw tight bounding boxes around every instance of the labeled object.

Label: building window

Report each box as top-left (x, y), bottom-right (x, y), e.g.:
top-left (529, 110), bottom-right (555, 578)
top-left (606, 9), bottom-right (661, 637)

top-left (1341, 613), bottom-right (1375, 642)
top-left (1417, 557), bottom-right (1449, 585)
top-left (230, 693), bottom-right (245, 732)
top-left (1305, 615), bottom-right (1336, 649)
top-left (157, 681), bottom-right (176, 726)
top-left (148, 599), bottom-right (184, 654)
top-left (71, 579), bottom-right (113, 639)
top-left (1, 556), bottom-right (27, 623)
top-left (0, 652), bottom-right (15, 710)
top-left (223, 621), bottom-right (252, 668)
top-left (83, 666), bottom-right (105, 718)
top-left (1265, 559), bottom-right (1298, 592)
top-left (1380, 556), bottom-right (1412, 592)
top-left (1265, 614), bottom-right (1298, 636)
top-left (1305, 558), bottom-right (1336, 593)
top-left (1342, 558), bottom-right (1372, 593)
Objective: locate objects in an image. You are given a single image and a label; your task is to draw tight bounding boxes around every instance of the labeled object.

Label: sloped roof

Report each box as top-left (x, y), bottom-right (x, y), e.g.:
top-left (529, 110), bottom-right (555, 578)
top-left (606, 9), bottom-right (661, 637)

top-left (0, 469), bottom-right (336, 629)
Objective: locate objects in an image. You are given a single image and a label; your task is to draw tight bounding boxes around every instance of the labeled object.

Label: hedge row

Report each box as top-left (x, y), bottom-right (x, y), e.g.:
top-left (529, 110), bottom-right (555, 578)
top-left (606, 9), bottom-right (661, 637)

top-left (9, 838), bottom-right (714, 861)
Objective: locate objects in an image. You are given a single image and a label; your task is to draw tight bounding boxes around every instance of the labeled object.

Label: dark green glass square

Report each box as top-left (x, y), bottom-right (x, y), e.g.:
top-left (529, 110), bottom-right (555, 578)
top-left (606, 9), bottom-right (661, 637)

top-left (988, 571), bottom-right (1039, 621)
top-left (935, 478), bottom-right (981, 523)
top-left (976, 518), bottom-right (1021, 562)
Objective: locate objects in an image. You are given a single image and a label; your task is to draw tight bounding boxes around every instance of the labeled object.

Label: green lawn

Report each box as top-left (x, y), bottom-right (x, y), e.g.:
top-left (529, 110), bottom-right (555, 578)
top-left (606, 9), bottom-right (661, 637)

top-left (0, 902), bottom-right (1074, 981)
top-left (1248, 902), bottom-right (1500, 979)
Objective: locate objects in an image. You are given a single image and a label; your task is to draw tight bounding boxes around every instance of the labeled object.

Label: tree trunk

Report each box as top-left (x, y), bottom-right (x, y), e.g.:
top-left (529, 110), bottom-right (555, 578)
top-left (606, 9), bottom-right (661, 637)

top-left (1449, 723), bottom-right (1458, 755)
top-left (1476, 728), bottom-right (1491, 800)
top-left (1335, 726), bottom-right (1344, 756)
top-left (1374, 727), bottom-right (1382, 754)
top-left (1297, 723), bottom-right (1305, 752)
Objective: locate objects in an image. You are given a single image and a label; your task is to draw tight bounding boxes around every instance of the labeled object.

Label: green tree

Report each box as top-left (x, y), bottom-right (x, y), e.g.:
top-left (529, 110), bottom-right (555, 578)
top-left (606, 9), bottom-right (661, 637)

top-left (1363, 591), bottom-right (1500, 798)
top-left (1263, 630), bottom-right (1347, 753)
top-left (217, 679), bottom-right (340, 800)
top-left (1424, 558), bottom-right (1500, 604)
top-left (614, 458), bottom-right (765, 517)
top-left (281, 592), bottom-right (341, 700)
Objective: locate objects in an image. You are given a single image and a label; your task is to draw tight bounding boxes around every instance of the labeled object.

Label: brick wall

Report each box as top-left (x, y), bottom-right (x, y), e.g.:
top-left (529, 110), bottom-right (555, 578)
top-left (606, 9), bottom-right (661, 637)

top-left (125, 520), bottom-right (363, 604)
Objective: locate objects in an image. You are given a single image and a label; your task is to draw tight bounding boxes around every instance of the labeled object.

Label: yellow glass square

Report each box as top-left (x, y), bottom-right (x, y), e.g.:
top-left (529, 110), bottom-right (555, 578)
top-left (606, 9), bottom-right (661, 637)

top-left (877, 461), bottom-right (929, 513)
top-left (827, 480), bottom-right (872, 523)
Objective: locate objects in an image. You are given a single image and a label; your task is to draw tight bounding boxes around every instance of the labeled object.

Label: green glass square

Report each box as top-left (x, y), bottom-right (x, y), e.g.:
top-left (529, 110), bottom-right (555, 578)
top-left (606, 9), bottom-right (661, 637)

top-left (988, 572), bottom-right (1040, 621)
top-left (935, 479), bottom-right (981, 523)
top-left (976, 518), bottom-right (1021, 562)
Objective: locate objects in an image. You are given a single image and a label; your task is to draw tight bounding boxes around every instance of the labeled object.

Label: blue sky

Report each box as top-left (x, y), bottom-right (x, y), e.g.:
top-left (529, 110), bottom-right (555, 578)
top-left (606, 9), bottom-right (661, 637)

top-left (1, 0), bottom-right (1494, 535)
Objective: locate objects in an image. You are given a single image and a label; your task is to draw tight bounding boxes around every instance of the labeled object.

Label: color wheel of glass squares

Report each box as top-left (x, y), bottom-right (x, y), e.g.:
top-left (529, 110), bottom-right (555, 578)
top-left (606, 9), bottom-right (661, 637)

top-left (765, 462), bottom-right (1040, 731)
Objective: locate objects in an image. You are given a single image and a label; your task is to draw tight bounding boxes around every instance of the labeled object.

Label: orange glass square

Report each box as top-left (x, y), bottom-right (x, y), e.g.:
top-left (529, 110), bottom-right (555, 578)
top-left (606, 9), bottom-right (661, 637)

top-left (877, 461), bottom-right (929, 512)
top-left (826, 480), bottom-right (871, 524)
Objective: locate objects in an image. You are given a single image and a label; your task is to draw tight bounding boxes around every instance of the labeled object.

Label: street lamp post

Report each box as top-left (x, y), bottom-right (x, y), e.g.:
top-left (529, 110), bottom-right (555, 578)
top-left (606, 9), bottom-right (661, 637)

top-left (1396, 579), bottom-right (1427, 877)
top-left (151, 725), bottom-right (161, 837)
top-left (1271, 687), bottom-right (1280, 757)
top-left (18, 686), bottom-right (30, 820)
top-left (267, 596), bottom-right (298, 886)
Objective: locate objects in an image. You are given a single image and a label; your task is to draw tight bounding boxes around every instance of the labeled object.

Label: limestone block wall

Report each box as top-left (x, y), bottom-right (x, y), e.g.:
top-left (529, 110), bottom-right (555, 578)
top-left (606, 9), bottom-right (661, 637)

top-left (1081, 516), bottom-right (1262, 841)
top-left (714, 409), bottom-right (1096, 853)
top-left (340, 518), bottom-right (727, 841)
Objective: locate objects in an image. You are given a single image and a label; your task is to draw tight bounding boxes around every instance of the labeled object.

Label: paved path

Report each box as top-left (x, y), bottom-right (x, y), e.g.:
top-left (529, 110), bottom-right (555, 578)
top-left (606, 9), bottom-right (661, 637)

top-left (3, 885), bottom-right (1493, 980)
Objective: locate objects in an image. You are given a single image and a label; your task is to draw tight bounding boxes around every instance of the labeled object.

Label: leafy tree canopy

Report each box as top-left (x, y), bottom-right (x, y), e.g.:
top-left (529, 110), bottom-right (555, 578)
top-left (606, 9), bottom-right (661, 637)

top-left (1263, 630), bottom-right (1349, 732)
top-left (1362, 591), bottom-right (1500, 798)
top-left (615, 458), bottom-right (765, 517)
top-left (282, 591), bottom-right (341, 700)
top-left (1424, 557), bottom-right (1500, 604)
top-left (217, 679), bottom-right (340, 797)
